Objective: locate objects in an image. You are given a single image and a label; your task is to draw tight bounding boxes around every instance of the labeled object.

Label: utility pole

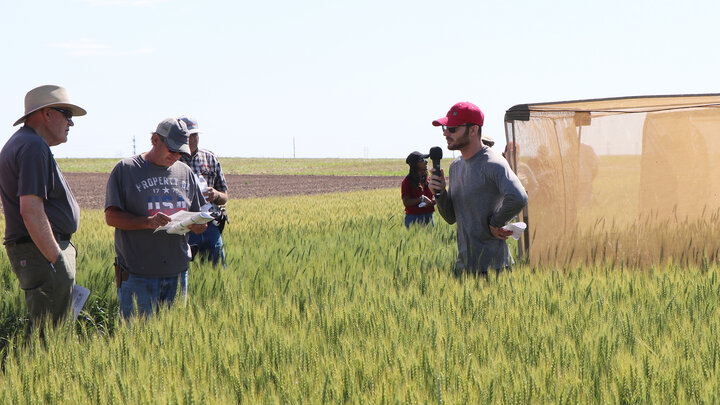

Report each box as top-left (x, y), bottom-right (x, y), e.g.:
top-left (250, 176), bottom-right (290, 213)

top-left (132, 136), bottom-right (136, 155)
top-left (293, 136), bottom-right (296, 158)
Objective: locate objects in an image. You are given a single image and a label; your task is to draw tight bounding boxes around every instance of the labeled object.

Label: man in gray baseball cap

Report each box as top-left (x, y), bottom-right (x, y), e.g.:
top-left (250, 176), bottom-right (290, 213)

top-left (156, 118), bottom-right (192, 155)
top-left (0, 85), bottom-right (86, 329)
top-left (105, 118), bottom-right (208, 320)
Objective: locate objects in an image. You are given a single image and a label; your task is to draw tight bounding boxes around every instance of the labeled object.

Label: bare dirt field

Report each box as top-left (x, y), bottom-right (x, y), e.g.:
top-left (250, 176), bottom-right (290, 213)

top-left (65, 173), bottom-right (402, 209)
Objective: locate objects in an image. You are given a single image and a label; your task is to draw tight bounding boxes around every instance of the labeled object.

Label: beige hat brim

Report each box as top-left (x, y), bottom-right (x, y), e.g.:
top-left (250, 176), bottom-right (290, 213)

top-left (13, 102), bottom-right (87, 126)
top-left (14, 85), bottom-right (87, 126)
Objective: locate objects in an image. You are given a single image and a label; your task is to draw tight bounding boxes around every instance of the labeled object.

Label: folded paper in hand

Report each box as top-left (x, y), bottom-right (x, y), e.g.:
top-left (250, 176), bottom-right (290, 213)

top-left (502, 222), bottom-right (527, 240)
top-left (154, 211), bottom-right (214, 235)
top-left (71, 285), bottom-right (90, 322)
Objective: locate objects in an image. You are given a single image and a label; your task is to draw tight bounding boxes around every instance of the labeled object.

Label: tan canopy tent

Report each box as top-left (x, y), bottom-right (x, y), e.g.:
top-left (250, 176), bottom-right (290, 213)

top-left (503, 94), bottom-right (720, 267)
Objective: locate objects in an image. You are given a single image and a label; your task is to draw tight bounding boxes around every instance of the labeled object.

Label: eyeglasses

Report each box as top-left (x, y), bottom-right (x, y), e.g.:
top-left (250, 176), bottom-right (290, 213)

top-left (442, 124), bottom-right (475, 133)
top-left (51, 107), bottom-right (73, 120)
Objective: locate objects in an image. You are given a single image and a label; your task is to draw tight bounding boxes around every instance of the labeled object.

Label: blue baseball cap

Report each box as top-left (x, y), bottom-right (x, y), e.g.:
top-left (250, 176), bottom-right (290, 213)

top-left (178, 116), bottom-right (200, 135)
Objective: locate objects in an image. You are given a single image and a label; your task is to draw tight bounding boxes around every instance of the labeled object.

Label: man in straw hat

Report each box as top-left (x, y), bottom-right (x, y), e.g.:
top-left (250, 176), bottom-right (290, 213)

top-left (428, 101), bottom-right (527, 276)
top-left (0, 85), bottom-right (86, 328)
top-left (481, 134), bottom-right (495, 147)
top-left (105, 118), bottom-right (207, 320)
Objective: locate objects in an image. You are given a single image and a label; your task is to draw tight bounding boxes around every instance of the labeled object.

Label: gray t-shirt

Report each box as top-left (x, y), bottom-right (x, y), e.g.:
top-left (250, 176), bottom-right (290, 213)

top-left (436, 146), bottom-right (528, 273)
top-left (0, 126), bottom-right (80, 243)
top-left (105, 155), bottom-right (205, 277)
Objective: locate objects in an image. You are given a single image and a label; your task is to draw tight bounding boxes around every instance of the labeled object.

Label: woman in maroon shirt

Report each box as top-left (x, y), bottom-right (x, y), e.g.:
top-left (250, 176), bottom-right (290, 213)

top-left (401, 151), bottom-right (436, 228)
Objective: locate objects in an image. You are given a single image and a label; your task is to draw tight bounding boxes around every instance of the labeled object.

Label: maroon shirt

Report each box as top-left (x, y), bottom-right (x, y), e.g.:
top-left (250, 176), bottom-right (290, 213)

top-left (401, 176), bottom-right (435, 215)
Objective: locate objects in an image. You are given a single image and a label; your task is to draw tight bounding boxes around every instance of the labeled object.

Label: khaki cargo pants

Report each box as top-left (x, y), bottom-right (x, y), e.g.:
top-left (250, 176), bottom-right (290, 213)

top-left (5, 240), bottom-right (76, 326)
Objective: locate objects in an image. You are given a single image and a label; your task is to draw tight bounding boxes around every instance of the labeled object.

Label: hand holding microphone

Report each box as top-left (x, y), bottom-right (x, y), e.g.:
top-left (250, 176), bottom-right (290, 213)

top-left (428, 146), bottom-right (445, 197)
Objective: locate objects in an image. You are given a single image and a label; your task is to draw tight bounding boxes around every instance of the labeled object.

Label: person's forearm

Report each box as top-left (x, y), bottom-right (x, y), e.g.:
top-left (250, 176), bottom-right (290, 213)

top-left (402, 196), bottom-right (424, 207)
top-left (492, 188), bottom-right (528, 226)
top-left (105, 208), bottom-right (153, 231)
top-left (19, 195), bottom-right (61, 263)
top-left (434, 191), bottom-right (456, 224)
top-left (214, 190), bottom-right (228, 205)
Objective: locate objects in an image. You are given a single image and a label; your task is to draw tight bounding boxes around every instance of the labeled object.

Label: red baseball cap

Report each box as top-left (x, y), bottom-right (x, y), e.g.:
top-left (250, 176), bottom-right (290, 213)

top-left (432, 102), bottom-right (484, 127)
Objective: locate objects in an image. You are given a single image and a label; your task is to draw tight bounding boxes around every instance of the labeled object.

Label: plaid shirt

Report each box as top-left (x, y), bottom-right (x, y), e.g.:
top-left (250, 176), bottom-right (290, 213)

top-left (180, 149), bottom-right (228, 195)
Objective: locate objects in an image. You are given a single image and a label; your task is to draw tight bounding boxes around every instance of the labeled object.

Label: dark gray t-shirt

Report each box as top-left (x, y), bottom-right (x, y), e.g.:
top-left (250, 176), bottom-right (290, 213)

top-left (0, 126), bottom-right (80, 243)
top-left (436, 146), bottom-right (528, 273)
top-left (105, 155), bottom-right (205, 277)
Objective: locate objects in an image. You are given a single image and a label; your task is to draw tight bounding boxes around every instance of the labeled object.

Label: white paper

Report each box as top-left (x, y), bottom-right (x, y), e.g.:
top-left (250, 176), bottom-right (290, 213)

top-left (71, 285), bottom-right (90, 322)
top-left (502, 222), bottom-right (527, 240)
top-left (154, 211), bottom-right (214, 235)
top-left (196, 175), bottom-right (208, 193)
top-left (195, 175), bottom-right (216, 212)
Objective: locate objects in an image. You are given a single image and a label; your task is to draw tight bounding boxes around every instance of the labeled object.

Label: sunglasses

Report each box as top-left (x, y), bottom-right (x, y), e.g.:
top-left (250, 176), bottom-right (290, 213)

top-left (442, 123), bottom-right (475, 133)
top-left (51, 107), bottom-right (73, 120)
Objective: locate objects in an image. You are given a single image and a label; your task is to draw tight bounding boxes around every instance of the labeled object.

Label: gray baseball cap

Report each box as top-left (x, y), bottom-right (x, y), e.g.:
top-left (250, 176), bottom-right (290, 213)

top-left (155, 118), bottom-right (191, 155)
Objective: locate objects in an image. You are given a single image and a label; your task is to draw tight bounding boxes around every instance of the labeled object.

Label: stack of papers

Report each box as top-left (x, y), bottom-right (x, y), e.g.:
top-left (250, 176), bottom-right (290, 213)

top-left (154, 211), bottom-right (214, 235)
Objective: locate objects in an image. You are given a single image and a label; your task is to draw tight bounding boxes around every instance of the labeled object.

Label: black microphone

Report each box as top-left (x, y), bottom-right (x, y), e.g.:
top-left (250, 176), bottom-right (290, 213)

top-left (429, 146), bottom-right (443, 197)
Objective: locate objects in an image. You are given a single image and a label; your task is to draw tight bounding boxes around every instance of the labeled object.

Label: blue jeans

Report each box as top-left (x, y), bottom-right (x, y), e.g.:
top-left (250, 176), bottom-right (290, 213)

top-left (118, 271), bottom-right (187, 320)
top-left (405, 213), bottom-right (435, 228)
top-left (189, 222), bottom-right (225, 267)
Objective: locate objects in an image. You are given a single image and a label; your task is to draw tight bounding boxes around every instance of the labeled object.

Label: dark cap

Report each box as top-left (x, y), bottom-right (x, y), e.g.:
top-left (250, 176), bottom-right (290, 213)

top-left (406, 151), bottom-right (429, 166)
top-left (155, 118), bottom-right (191, 156)
top-left (178, 116), bottom-right (200, 135)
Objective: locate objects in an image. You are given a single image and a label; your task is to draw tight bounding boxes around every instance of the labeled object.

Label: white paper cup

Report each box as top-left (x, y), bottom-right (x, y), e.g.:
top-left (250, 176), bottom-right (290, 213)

top-left (503, 222), bottom-right (527, 240)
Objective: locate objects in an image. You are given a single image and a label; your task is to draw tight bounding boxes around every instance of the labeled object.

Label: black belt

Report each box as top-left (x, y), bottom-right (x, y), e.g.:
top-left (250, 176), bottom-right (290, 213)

top-left (4, 233), bottom-right (71, 247)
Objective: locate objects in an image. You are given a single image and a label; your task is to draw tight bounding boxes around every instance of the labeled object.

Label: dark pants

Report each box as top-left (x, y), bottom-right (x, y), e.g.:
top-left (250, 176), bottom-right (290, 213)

top-left (5, 240), bottom-right (76, 327)
top-left (404, 213), bottom-right (435, 228)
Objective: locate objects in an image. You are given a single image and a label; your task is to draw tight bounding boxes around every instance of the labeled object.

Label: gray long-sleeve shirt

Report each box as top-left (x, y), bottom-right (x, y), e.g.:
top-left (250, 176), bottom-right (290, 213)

top-left (436, 146), bottom-right (528, 273)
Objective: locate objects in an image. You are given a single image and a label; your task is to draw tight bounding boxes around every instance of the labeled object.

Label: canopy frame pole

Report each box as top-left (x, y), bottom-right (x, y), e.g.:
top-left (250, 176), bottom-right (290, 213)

top-left (506, 120), bottom-right (530, 263)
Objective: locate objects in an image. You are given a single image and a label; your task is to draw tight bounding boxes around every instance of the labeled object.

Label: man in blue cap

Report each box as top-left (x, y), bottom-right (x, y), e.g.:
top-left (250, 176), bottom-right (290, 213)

top-left (179, 116), bottom-right (229, 268)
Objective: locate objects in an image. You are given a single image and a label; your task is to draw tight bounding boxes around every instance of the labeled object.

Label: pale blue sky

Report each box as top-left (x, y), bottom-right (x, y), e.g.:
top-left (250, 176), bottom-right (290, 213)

top-left (2, 0), bottom-right (718, 159)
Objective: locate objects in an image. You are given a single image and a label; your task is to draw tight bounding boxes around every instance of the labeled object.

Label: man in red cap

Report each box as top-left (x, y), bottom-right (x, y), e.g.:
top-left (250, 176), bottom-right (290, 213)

top-left (428, 102), bottom-right (528, 275)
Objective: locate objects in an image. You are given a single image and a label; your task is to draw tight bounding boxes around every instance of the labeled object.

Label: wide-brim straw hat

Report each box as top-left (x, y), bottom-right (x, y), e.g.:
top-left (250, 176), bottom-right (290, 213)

top-left (481, 135), bottom-right (495, 147)
top-left (13, 85), bottom-right (87, 126)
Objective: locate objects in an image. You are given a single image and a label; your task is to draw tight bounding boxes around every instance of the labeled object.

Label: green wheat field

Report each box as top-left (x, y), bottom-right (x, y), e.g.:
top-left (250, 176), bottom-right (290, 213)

top-left (0, 159), bottom-right (719, 403)
top-left (56, 157), bottom-right (409, 176)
